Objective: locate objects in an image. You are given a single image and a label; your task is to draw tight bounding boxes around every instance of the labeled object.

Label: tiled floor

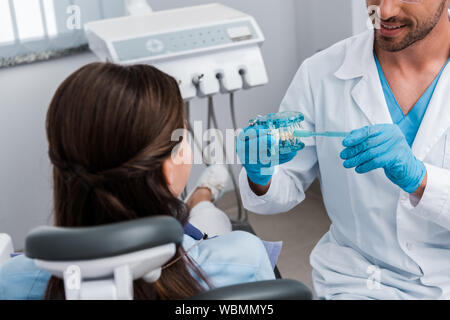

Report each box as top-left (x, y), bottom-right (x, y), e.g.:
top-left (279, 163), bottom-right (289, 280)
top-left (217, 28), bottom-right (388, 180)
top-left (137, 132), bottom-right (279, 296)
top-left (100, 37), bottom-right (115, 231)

top-left (216, 181), bottom-right (331, 292)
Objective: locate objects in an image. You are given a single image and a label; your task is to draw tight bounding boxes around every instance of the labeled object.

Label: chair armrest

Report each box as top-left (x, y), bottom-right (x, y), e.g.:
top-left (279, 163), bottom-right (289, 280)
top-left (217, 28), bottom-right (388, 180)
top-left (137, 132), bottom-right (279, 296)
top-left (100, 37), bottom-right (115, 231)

top-left (188, 279), bottom-right (313, 300)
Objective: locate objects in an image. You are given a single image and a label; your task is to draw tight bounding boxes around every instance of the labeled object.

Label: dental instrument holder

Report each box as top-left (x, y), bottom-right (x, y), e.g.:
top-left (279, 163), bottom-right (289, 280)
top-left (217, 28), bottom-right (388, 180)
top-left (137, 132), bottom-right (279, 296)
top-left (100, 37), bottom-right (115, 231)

top-left (84, 3), bottom-right (269, 100)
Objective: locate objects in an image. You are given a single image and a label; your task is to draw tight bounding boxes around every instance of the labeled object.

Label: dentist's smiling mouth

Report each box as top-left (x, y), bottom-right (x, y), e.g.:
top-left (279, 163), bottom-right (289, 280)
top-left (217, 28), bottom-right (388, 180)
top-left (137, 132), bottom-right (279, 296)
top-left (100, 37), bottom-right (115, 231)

top-left (379, 22), bottom-right (408, 37)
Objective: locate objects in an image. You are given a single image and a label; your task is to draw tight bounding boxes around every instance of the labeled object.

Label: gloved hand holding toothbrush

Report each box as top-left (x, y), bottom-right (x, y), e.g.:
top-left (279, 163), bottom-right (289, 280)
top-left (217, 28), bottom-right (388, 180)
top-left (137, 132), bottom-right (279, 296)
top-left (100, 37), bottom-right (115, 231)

top-left (340, 124), bottom-right (426, 194)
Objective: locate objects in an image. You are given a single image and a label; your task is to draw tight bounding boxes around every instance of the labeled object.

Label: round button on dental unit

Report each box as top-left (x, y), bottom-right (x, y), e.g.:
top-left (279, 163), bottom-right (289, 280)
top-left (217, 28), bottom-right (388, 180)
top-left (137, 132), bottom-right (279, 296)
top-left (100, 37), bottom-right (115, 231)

top-left (146, 39), bottom-right (165, 54)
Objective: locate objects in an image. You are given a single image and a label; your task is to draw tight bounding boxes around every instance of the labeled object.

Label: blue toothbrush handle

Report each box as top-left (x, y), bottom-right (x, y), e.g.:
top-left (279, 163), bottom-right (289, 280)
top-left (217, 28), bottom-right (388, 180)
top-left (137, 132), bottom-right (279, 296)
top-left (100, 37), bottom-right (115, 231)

top-left (314, 131), bottom-right (350, 137)
top-left (294, 130), bottom-right (350, 138)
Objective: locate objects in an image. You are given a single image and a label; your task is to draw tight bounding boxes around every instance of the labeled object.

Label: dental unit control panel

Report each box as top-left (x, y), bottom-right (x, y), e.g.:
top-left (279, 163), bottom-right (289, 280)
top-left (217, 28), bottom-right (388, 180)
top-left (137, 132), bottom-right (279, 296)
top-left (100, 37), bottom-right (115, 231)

top-left (84, 3), bottom-right (269, 100)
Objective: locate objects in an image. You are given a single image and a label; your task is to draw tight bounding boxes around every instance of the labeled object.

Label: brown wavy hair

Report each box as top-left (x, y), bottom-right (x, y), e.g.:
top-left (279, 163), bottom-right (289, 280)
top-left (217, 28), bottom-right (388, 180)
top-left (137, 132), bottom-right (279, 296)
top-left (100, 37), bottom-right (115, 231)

top-left (45, 62), bottom-right (210, 299)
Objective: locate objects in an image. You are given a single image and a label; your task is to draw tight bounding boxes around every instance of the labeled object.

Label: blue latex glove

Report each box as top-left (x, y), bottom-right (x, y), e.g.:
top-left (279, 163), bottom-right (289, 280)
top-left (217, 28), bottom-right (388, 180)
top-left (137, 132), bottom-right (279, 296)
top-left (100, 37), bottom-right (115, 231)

top-left (236, 125), bottom-right (302, 186)
top-left (340, 124), bottom-right (426, 193)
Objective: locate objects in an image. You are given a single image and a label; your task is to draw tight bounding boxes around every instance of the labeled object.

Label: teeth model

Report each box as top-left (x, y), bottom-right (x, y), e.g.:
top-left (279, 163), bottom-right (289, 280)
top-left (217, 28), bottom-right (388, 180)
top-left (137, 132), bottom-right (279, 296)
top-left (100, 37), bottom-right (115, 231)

top-left (248, 111), bottom-right (306, 154)
top-left (247, 111), bottom-right (350, 154)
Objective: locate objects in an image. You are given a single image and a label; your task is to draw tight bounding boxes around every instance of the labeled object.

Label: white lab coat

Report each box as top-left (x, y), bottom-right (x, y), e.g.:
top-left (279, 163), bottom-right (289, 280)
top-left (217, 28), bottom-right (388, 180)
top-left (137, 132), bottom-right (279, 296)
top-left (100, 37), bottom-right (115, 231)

top-left (239, 30), bottom-right (450, 299)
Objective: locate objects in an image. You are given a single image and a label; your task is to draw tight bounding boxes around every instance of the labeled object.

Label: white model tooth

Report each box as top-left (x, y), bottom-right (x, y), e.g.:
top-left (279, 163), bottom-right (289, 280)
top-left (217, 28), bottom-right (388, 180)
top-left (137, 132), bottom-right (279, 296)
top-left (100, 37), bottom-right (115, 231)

top-left (273, 131), bottom-right (279, 142)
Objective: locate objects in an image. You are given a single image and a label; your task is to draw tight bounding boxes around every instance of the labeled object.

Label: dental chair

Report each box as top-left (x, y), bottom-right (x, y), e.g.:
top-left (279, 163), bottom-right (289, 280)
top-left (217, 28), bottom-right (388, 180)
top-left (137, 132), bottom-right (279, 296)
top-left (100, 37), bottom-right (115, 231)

top-left (1, 217), bottom-right (312, 300)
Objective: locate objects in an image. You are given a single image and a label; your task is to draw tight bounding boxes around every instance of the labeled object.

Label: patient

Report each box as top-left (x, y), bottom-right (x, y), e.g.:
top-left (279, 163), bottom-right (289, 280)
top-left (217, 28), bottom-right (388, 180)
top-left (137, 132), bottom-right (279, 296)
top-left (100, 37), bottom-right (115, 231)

top-left (0, 62), bottom-right (274, 300)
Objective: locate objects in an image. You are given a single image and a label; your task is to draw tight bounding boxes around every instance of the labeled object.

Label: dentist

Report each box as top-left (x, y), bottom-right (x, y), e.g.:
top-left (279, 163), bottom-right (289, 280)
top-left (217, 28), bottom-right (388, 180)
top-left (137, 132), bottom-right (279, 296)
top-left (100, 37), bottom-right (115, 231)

top-left (238, 0), bottom-right (450, 299)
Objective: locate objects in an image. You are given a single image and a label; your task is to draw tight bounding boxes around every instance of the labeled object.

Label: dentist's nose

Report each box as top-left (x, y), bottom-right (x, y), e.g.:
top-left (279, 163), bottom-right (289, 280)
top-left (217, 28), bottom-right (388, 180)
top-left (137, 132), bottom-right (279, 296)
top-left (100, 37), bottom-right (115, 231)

top-left (378, 0), bottom-right (402, 21)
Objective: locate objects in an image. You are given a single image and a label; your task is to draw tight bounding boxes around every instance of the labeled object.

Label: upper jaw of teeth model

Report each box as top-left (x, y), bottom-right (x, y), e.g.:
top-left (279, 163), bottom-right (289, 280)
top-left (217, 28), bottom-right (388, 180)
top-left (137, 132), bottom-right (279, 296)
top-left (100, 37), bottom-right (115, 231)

top-left (248, 111), bottom-right (306, 154)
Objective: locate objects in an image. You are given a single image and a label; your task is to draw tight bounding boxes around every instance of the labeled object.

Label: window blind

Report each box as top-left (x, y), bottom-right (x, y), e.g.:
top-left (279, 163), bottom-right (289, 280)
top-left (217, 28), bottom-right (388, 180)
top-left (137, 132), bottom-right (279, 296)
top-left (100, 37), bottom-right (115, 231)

top-left (0, 0), bottom-right (125, 68)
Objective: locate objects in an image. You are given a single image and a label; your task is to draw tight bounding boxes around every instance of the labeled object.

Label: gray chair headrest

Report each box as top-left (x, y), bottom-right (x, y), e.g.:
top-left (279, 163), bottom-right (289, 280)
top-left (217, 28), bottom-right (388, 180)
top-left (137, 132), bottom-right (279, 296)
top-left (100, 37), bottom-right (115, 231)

top-left (25, 216), bottom-right (184, 261)
top-left (189, 279), bottom-right (313, 300)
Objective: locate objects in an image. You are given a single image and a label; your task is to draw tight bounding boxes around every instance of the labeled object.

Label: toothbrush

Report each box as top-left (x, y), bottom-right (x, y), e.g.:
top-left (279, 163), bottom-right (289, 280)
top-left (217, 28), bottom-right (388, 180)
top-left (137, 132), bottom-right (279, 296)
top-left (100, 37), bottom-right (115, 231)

top-left (245, 111), bottom-right (350, 154)
top-left (293, 130), bottom-right (349, 138)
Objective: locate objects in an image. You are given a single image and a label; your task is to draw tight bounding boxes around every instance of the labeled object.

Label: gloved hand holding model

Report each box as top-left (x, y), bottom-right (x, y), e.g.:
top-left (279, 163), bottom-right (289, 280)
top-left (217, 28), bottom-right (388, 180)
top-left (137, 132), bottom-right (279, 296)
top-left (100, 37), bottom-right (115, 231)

top-left (340, 124), bottom-right (426, 194)
top-left (236, 124), bottom-right (300, 186)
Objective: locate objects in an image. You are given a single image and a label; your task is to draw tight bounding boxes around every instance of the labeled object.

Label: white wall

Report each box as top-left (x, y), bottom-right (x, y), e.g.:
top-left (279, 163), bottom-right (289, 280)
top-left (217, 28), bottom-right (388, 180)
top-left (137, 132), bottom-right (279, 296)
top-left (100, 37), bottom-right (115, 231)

top-left (0, 53), bottom-right (98, 250)
top-left (352, 0), bottom-right (370, 35)
top-left (0, 0), bottom-right (356, 250)
top-left (295, 0), bottom-right (353, 59)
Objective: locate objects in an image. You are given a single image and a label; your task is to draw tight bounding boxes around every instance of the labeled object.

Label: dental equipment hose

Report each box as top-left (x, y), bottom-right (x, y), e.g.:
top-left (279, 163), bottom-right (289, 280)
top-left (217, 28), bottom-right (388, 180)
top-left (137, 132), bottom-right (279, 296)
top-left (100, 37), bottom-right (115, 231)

top-left (185, 98), bottom-right (247, 222)
top-left (230, 93), bottom-right (249, 222)
top-left (185, 101), bottom-right (212, 201)
top-left (208, 95), bottom-right (247, 223)
top-left (185, 101), bottom-right (205, 159)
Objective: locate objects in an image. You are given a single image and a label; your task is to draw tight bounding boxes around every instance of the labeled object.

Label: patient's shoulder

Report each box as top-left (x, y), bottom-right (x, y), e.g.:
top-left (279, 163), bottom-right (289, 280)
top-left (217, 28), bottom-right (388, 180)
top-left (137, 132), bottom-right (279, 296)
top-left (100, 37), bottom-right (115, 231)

top-left (186, 231), bottom-right (272, 270)
top-left (1, 254), bottom-right (39, 274)
top-left (185, 231), bottom-right (275, 287)
top-left (211, 231), bottom-right (268, 262)
top-left (0, 254), bottom-right (51, 300)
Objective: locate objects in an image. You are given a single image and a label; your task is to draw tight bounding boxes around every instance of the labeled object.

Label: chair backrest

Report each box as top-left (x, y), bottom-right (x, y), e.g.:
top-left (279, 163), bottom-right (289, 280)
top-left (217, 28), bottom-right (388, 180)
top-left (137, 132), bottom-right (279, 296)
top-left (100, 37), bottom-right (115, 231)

top-left (0, 234), bottom-right (13, 266)
top-left (189, 279), bottom-right (313, 300)
top-left (25, 216), bottom-right (184, 300)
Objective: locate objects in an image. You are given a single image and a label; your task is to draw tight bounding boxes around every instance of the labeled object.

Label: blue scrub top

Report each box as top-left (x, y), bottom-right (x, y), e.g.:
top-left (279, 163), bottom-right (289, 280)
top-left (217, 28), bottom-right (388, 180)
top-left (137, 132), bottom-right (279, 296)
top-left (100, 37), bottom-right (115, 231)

top-left (374, 53), bottom-right (449, 147)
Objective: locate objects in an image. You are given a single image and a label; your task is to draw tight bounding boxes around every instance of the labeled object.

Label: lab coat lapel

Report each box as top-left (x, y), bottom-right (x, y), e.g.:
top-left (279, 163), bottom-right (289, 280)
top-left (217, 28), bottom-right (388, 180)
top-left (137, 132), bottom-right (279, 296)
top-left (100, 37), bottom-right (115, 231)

top-left (335, 31), bottom-right (393, 126)
top-left (412, 63), bottom-right (450, 160)
top-left (351, 70), bottom-right (393, 126)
